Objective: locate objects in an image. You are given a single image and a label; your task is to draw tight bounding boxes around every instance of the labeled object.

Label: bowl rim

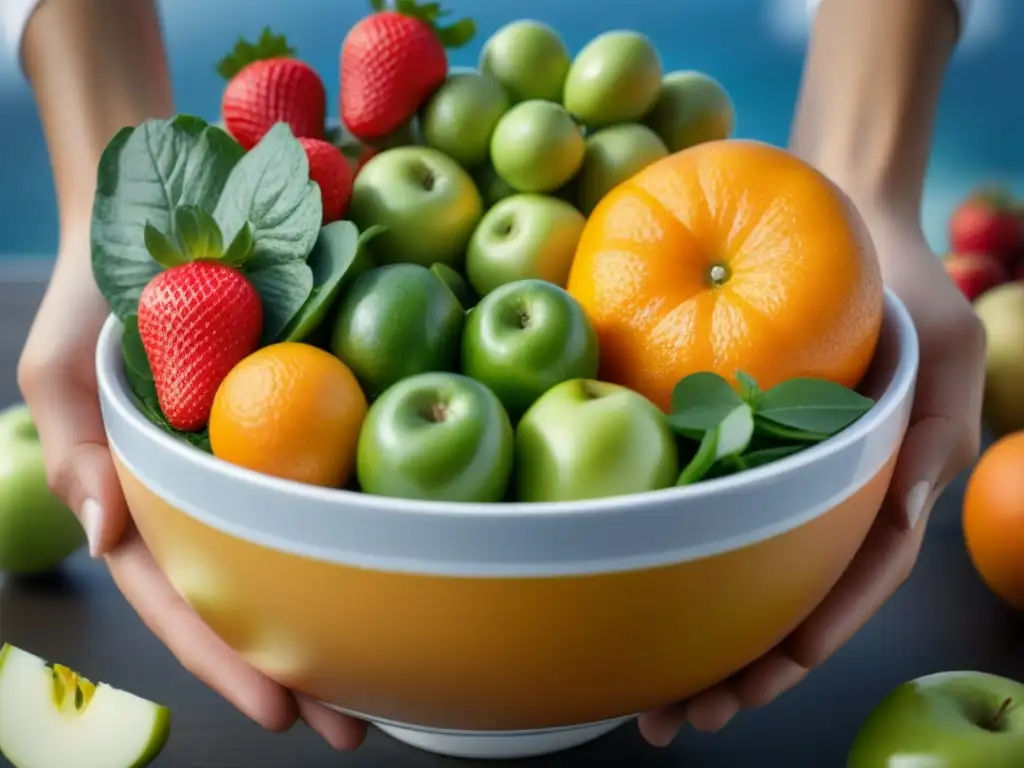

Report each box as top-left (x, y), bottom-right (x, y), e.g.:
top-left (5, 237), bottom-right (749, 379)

top-left (96, 288), bottom-right (918, 517)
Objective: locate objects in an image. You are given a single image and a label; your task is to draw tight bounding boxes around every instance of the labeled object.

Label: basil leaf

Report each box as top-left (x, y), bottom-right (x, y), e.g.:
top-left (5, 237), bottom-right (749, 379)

top-left (676, 404), bottom-right (754, 485)
top-left (278, 221), bottom-right (361, 343)
top-left (668, 371), bottom-right (743, 438)
top-left (753, 415), bottom-right (830, 444)
top-left (758, 378), bottom-right (875, 435)
top-left (214, 122), bottom-right (322, 270)
top-left (248, 261), bottom-right (315, 344)
top-left (735, 370), bottom-right (761, 407)
top-left (92, 116), bottom-right (243, 321)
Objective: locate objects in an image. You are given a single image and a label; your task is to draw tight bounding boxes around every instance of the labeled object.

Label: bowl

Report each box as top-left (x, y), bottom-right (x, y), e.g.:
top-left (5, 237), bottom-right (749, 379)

top-left (95, 289), bottom-right (917, 760)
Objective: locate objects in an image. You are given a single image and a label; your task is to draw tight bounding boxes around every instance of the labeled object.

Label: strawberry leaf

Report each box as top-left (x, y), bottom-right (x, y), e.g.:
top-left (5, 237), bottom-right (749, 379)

top-left (174, 205), bottom-right (224, 261)
top-left (143, 224), bottom-right (187, 269)
top-left (435, 18), bottom-right (476, 49)
top-left (215, 27), bottom-right (295, 81)
top-left (221, 222), bottom-right (255, 267)
top-left (246, 261), bottom-right (314, 344)
top-left (377, 0), bottom-right (476, 49)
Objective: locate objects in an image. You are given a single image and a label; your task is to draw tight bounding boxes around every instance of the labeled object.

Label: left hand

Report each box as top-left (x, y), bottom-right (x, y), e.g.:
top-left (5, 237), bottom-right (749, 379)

top-left (637, 213), bottom-right (987, 745)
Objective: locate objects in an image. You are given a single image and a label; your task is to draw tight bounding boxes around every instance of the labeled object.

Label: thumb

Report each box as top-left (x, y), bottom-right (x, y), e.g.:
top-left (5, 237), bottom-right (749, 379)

top-left (20, 368), bottom-right (128, 557)
top-left (885, 415), bottom-right (969, 531)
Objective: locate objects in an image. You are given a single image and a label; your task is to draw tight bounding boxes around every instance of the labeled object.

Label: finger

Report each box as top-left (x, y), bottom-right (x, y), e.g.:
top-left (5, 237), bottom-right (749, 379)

top-left (105, 528), bottom-right (299, 732)
top-left (295, 694), bottom-right (368, 751)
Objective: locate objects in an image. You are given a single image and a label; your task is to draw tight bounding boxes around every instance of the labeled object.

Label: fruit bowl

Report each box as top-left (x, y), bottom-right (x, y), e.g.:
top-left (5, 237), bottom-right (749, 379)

top-left (96, 286), bottom-right (916, 759)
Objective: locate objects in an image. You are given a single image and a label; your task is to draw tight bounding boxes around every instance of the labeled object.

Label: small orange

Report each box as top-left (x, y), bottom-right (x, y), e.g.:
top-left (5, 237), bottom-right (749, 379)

top-left (963, 431), bottom-right (1024, 610)
top-left (566, 139), bottom-right (883, 411)
top-left (209, 342), bottom-right (368, 488)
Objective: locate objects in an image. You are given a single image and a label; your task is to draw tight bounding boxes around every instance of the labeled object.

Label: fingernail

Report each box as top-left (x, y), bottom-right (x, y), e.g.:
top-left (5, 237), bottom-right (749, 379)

top-left (905, 481), bottom-right (931, 530)
top-left (80, 498), bottom-right (103, 557)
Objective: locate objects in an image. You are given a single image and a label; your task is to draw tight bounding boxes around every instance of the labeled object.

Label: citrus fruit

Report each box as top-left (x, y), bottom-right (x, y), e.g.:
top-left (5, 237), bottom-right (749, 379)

top-left (209, 342), bottom-right (368, 488)
top-left (566, 139), bottom-right (883, 411)
top-left (963, 431), bottom-right (1024, 610)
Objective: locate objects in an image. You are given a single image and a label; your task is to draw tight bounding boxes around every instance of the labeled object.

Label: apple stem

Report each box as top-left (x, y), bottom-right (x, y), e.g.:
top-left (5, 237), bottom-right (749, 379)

top-left (991, 697), bottom-right (1013, 730)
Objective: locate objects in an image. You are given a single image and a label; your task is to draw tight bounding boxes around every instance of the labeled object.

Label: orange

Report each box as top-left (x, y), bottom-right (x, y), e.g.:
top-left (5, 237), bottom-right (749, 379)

top-left (209, 342), bottom-right (368, 488)
top-left (963, 431), bottom-right (1024, 611)
top-left (566, 139), bottom-right (883, 411)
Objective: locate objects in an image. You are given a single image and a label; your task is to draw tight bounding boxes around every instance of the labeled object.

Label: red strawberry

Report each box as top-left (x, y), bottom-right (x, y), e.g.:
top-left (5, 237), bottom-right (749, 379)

top-left (340, 1), bottom-right (476, 141)
top-left (299, 137), bottom-right (354, 224)
top-left (943, 252), bottom-right (1008, 302)
top-left (138, 261), bottom-right (263, 431)
top-left (948, 190), bottom-right (1023, 266)
top-left (218, 28), bottom-right (326, 151)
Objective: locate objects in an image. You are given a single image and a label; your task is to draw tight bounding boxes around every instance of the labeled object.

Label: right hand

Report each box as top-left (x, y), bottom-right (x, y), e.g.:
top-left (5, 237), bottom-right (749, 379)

top-left (17, 245), bottom-right (367, 751)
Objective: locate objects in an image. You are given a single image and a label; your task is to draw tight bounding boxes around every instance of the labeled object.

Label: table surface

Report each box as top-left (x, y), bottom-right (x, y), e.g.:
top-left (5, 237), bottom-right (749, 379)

top-left (2, 275), bottom-right (1024, 767)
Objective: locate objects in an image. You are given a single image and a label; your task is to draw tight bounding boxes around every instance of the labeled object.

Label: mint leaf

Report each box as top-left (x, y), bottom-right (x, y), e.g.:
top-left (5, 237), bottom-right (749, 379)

top-left (279, 221), bottom-right (361, 342)
top-left (758, 378), bottom-right (874, 436)
top-left (668, 371), bottom-right (742, 439)
top-left (676, 403), bottom-right (754, 485)
top-left (735, 370), bottom-right (761, 406)
top-left (214, 122), bottom-right (322, 271)
top-left (248, 261), bottom-right (315, 343)
top-left (753, 415), bottom-right (829, 444)
top-left (92, 116), bottom-right (243, 321)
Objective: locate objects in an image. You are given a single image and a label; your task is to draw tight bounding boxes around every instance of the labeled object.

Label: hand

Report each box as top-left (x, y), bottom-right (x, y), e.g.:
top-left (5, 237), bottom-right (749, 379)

top-left (17, 245), bottom-right (367, 751)
top-left (637, 215), bottom-right (986, 745)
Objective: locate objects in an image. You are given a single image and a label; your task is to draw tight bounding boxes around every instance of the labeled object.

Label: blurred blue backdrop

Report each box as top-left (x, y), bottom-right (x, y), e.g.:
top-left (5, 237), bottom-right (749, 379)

top-left (0, 0), bottom-right (1019, 258)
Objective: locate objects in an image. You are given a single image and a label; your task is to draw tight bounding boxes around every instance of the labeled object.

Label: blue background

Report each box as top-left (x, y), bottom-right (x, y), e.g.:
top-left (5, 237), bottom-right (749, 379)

top-left (0, 0), bottom-right (1020, 258)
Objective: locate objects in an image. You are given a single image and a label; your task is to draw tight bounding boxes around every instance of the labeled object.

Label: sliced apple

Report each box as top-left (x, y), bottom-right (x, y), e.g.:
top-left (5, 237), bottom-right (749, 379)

top-left (0, 644), bottom-right (170, 768)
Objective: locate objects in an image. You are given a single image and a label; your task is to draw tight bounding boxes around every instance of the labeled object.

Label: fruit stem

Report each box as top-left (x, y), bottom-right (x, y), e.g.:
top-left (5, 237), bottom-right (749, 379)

top-left (990, 697), bottom-right (1013, 730)
top-left (707, 263), bottom-right (731, 287)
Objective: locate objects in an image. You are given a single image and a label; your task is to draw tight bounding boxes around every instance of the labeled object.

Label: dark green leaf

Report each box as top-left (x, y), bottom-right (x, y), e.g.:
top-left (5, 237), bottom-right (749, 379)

top-left (221, 222), bottom-right (255, 267)
top-left (174, 205), bottom-right (224, 261)
top-left (753, 415), bottom-right (830, 444)
top-left (214, 123), bottom-right (322, 270)
top-left (676, 404), bottom-right (753, 485)
top-left (735, 370), bottom-right (761, 406)
top-left (369, 0), bottom-right (386, 10)
top-left (668, 371), bottom-right (742, 438)
top-left (279, 221), bottom-right (361, 342)
top-left (91, 116), bottom-right (243, 321)
top-left (215, 27), bottom-right (296, 80)
top-left (430, 263), bottom-right (477, 310)
top-left (758, 377), bottom-right (875, 435)
top-left (143, 224), bottom-right (186, 269)
top-left (121, 317), bottom-right (153, 382)
top-left (736, 444), bottom-right (807, 470)
top-left (677, 428), bottom-right (717, 486)
top-left (247, 261), bottom-right (315, 344)
top-left (435, 18), bottom-right (477, 48)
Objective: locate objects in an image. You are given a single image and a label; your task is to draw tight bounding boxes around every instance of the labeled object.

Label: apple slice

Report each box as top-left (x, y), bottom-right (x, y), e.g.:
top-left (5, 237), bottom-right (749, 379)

top-left (0, 644), bottom-right (170, 768)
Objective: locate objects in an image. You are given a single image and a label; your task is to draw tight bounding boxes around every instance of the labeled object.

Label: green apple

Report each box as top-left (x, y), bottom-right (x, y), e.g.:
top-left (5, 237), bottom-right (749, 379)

top-left (465, 194), bottom-right (586, 296)
top-left (974, 283), bottom-right (1024, 437)
top-left (643, 70), bottom-right (735, 153)
top-left (421, 72), bottom-right (510, 169)
top-left (330, 264), bottom-right (464, 398)
top-left (348, 146), bottom-right (483, 270)
top-left (563, 31), bottom-right (662, 128)
top-left (515, 379), bottom-right (679, 502)
top-left (0, 644), bottom-right (170, 768)
top-left (357, 372), bottom-right (513, 502)
top-left (462, 280), bottom-right (599, 420)
top-left (0, 405), bottom-right (84, 575)
top-left (847, 671), bottom-right (1024, 767)
top-left (473, 162), bottom-right (517, 208)
top-left (430, 262), bottom-right (478, 310)
top-left (577, 123), bottom-right (668, 214)
top-left (490, 100), bottom-right (585, 194)
top-left (479, 20), bottom-right (571, 103)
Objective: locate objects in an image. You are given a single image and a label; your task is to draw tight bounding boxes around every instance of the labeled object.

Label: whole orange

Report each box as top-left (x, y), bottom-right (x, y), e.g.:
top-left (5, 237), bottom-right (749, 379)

top-left (963, 431), bottom-right (1024, 610)
top-left (566, 139), bottom-right (884, 411)
top-left (209, 342), bottom-right (368, 488)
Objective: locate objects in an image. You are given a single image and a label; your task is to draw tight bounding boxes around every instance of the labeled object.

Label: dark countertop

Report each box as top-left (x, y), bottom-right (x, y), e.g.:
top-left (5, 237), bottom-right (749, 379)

top-left (2, 273), bottom-right (1024, 767)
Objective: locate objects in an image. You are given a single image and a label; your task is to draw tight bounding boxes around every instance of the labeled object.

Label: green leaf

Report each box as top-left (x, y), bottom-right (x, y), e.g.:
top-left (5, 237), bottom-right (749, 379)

top-left (676, 404), bottom-right (754, 485)
top-left (435, 18), bottom-right (477, 48)
top-left (214, 122), bottom-right (322, 270)
top-left (174, 205), bottom-right (224, 261)
top-left (279, 221), bottom-right (361, 342)
top-left (221, 222), bottom-right (256, 267)
top-left (757, 378), bottom-right (875, 436)
top-left (121, 317), bottom-right (153, 382)
top-left (667, 371), bottom-right (742, 438)
top-left (735, 370), bottom-right (761, 407)
top-left (369, 0), bottom-right (386, 10)
top-left (753, 415), bottom-right (830, 444)
top-left (91, 116), bottom-right (244, 321)
top-left (430, 263), bottom-right (477, 310)
top-left (248, 261), bottom-right (315, 344)
top-left (143, 224), bottom-right (187, 269)
top-left (216, 27), bottom-right (295, 80)
top-left (735, 444), bottom-right (807, 470)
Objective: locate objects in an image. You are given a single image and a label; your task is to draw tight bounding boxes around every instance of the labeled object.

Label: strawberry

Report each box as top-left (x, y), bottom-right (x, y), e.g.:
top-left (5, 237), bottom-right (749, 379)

top-left (943, 252), bottom-right (1008, 303)
top-left (340, 0), bottom-right (476, 141)
top-left (218, 28), bottom-right (326, 151)
top-left (948, 189), bottom-right (1023, 267)
top-left (299, 137), bottom-right (354, 224)
top-left (138, 207), bottom-right (264, 431)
